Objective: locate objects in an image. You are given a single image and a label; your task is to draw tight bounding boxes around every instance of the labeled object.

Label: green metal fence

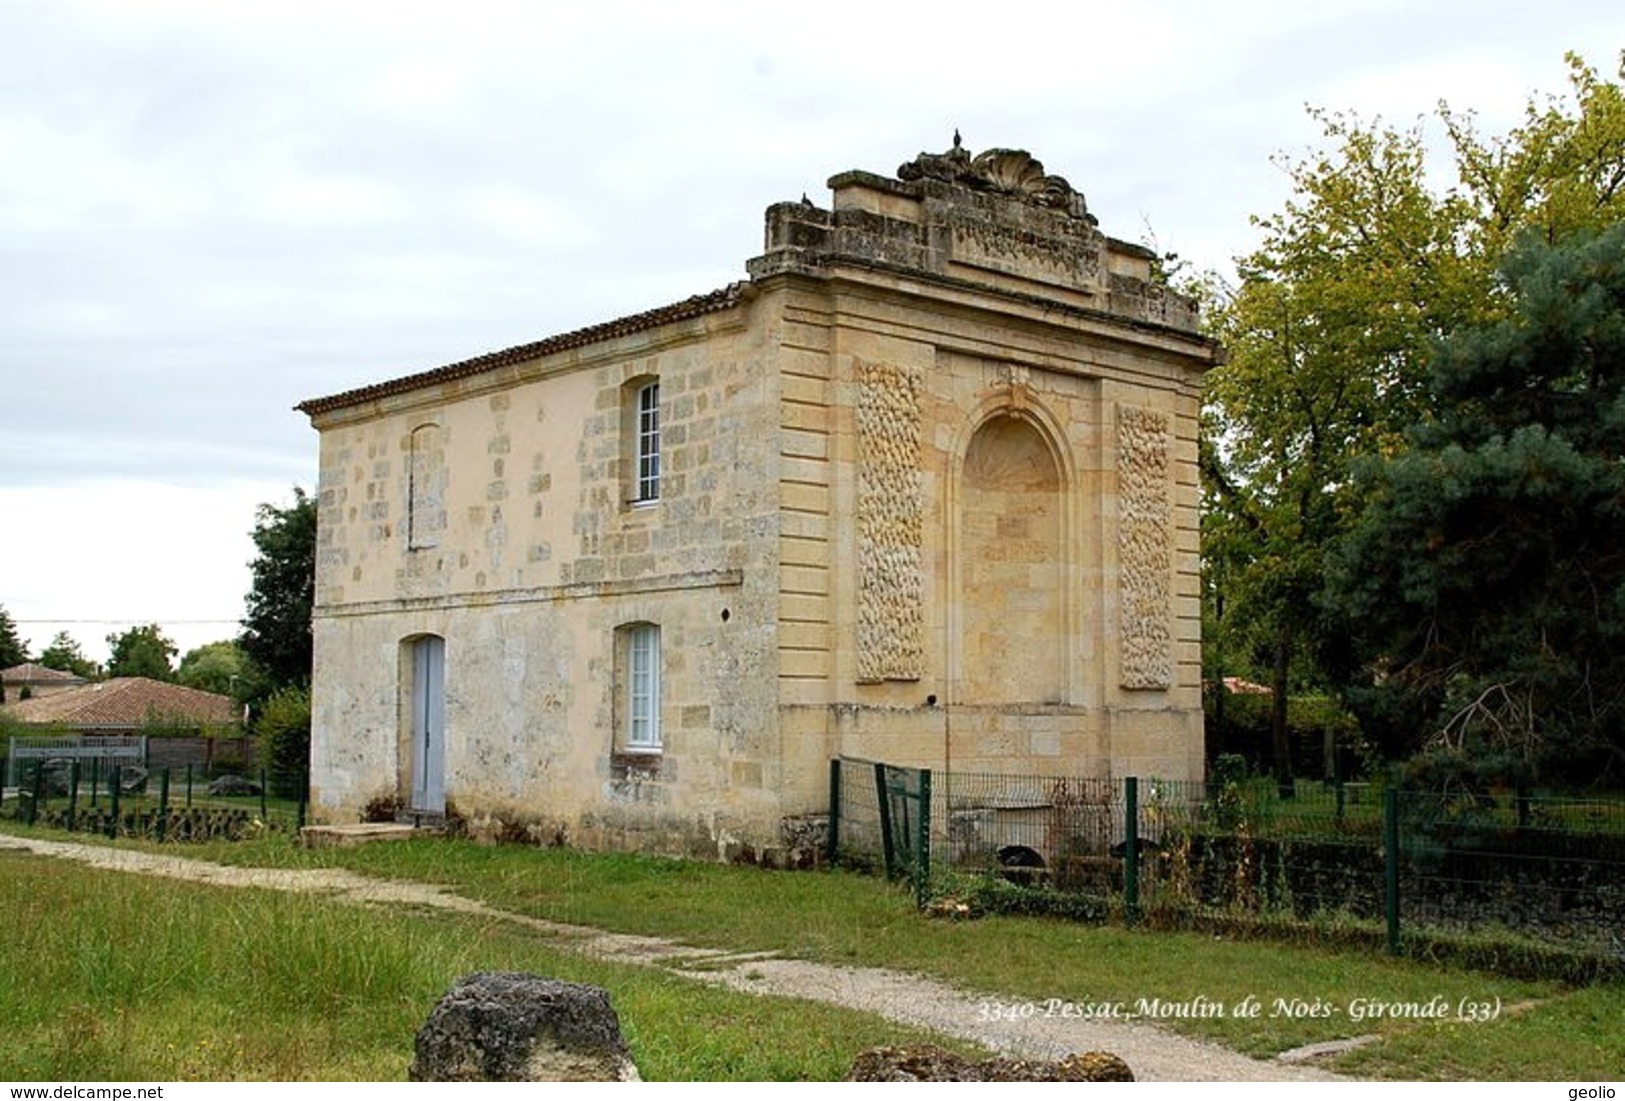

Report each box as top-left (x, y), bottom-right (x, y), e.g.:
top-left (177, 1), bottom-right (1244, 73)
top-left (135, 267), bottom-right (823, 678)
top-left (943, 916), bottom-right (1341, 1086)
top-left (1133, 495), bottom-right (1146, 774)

top-left (0, 758), bottom-right (307, 841)
top-left (830, 760), bottom-right (1625, 965)
top-left (828, 757), bottom-right (932, 906)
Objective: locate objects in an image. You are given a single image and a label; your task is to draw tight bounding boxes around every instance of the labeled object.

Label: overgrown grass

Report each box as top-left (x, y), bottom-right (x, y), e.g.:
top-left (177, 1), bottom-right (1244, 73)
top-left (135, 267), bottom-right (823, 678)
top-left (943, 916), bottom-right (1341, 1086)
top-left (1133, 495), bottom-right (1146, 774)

top-left (0, 850), bottom-right (980, 1081)
top-left (4, 824), bottom-right (1621, 1079)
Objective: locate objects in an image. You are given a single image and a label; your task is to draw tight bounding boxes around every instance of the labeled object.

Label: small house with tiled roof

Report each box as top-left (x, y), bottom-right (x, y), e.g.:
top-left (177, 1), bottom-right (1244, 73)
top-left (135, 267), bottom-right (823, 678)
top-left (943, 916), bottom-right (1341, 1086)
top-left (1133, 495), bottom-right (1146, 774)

top-left (1, 662), bottom-right (88, 701)
top-left (1, 676), bottom-right (236, 735)
top-left (298, 141), bottom-right (1217, 856)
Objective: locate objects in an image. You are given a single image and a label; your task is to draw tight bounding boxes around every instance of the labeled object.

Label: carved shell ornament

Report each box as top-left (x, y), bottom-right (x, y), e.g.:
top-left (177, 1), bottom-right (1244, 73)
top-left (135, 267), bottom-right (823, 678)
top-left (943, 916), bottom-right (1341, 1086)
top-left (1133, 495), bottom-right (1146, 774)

top-left (898, 135), bottom-right (1093, 220)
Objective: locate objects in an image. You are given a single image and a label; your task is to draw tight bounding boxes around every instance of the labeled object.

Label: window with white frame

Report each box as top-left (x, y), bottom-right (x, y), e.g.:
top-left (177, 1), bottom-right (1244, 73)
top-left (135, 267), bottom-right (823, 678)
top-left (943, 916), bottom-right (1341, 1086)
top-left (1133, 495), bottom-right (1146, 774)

top-left (634, 381), bottom-right (660, 503)
top-left (626, 622), bottom-right (661, 750)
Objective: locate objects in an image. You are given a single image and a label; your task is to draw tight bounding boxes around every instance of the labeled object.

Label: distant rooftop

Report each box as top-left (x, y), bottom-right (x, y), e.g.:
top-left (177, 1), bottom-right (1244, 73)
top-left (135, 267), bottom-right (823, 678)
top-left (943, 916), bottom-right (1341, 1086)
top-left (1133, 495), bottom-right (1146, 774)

top-left (0, 676), bottom-right (235, 729)
top-left (1, 662), bottom-right (88, 688)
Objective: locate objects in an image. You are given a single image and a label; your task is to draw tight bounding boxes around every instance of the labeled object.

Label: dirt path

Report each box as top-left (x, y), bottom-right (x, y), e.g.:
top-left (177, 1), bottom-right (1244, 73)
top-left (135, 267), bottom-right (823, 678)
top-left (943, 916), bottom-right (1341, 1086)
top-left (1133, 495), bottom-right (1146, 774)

top-left (0, 833), bottom-right (1351, 1082)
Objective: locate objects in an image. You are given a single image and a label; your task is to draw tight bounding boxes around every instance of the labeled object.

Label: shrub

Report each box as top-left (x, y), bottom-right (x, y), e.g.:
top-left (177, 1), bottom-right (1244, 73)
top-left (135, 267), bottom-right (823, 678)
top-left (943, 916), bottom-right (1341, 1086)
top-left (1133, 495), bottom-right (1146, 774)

top-left (255, 686), bottom-right (310, 800)
top-left (1205, 691), bottom-right (1362, 778)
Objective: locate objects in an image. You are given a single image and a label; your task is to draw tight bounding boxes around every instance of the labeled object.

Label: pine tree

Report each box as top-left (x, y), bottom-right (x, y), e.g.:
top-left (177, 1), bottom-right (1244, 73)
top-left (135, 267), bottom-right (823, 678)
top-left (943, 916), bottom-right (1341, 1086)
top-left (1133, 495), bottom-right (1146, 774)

top-left (1327, 225), bottom-right (1625, 782)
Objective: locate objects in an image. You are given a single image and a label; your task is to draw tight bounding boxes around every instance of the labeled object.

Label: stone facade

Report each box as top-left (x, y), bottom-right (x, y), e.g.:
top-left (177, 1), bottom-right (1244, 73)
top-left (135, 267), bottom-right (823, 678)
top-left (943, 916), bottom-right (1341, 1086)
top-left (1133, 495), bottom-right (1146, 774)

top-left (298, 141), bottom-right (1218, 855)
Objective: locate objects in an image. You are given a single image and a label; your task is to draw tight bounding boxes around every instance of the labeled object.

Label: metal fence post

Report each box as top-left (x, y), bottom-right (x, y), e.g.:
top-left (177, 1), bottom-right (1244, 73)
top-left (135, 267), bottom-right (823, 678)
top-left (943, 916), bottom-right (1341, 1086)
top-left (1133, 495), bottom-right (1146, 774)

top-left (185, 763), bottom-right (194, 808)
top-left (827, 758), bottom-right (842, 868)
top-left (1124, 776), bottom-right (1140, 925)
top-left (259, 767), bottom-right (268, 823)
top-left (915, 768), bottom-right (932, 909)
top-left (1384, 786), bottom-right (1400, 955)
top-left (90, 756), bottom-right (99, 808)
top-left (67, 760), bottom-right (79, 831)
top-left (28, 759), bottom-right (43, 826)
top-left (157, 768), bottom-right (170, 842)
top-left (1334, 748), bottom-right (1346, 826)
top-left (109, 764), bottom-right (121, 838)
top-left (875, 762), bottom-right (896, 880)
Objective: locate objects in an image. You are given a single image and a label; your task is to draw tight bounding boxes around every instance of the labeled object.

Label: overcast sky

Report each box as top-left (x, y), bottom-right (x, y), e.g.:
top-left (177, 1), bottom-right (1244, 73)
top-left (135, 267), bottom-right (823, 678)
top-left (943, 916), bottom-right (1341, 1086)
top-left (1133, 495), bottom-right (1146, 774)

top-left (2, 0), bottom-right (1622, 665)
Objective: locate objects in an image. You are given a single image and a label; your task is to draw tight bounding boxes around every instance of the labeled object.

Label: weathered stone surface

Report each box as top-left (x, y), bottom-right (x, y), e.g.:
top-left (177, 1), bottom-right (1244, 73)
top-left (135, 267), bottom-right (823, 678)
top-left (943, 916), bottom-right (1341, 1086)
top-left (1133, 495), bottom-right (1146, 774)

top-left (37, 759), bottom-right (73, 796)
top-left (1117, 404), bottom-right (1173, 690)
top-left (856, 357), bottom-right (924, 682)
top-left (298, 822), bottom-right (416, 849)
top-left (409, 972), bottom-right (639, 1082)
top-left (848, 1044), bottom-right (1134, 1082)
top-left (208, 774), bottom-right (261, 796)
top-left (299, 140), bottom-right (1216, 853)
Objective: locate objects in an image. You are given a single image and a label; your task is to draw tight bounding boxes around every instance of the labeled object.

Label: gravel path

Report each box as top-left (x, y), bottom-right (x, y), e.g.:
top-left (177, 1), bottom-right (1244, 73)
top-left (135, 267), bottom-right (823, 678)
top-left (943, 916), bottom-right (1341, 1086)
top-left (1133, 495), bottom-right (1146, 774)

top-left (0, 833), bottom-right (1350, 1082)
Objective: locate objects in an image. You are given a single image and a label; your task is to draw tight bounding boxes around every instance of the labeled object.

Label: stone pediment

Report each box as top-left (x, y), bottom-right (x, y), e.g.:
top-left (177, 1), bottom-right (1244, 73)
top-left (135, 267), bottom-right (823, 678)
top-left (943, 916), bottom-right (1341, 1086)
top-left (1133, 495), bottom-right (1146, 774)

top-left (898, 137), bottom-right (1094, 223)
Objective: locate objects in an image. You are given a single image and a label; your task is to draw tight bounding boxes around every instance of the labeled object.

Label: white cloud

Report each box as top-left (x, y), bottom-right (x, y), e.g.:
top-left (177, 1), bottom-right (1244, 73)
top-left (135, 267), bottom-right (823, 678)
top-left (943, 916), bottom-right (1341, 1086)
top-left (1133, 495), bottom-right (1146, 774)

top-left (0, 480), bottom-right (295, 664)
top-left (4, 0), bottom-right (1624, 662)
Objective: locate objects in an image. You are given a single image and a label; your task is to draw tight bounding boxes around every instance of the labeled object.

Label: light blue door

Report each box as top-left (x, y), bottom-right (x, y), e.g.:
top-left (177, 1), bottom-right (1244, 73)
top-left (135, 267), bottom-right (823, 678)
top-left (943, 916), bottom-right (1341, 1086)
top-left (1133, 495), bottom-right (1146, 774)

top-left (411, 636), bottom-right (446, 813)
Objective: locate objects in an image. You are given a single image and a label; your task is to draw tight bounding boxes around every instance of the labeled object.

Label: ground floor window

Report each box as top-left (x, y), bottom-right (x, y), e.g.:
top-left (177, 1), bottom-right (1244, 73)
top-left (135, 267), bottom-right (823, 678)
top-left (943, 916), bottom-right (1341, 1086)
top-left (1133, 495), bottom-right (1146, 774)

top-left (625, 622), bottom-right (661, 751)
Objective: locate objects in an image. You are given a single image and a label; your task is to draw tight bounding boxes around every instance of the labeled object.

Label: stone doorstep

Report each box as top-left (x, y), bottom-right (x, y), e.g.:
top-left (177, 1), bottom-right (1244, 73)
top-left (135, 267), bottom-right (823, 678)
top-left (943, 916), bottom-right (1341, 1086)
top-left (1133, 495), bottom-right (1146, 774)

top-left (299, 823), bottom-right (420, 849)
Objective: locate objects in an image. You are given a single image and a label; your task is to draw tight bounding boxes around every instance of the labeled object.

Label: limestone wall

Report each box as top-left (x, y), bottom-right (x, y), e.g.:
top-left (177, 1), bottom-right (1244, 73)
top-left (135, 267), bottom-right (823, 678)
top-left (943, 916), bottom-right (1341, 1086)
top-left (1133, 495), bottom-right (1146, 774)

top-left (303, 142), bottom-right (1215, 855)
top-left (758, 155), bottom-right (1213, 816)
top-left (307, 301), bottom-right (791, 849)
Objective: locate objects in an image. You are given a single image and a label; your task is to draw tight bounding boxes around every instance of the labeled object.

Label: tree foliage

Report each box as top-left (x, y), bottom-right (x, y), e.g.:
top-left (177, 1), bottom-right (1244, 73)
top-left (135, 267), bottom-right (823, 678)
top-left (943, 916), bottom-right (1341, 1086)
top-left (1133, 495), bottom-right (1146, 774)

top-left (1327, 226), bottom-right (1625, 781)
top-left (105, 624), bottom-right (177, 681)
top-left (240, 488), bottom-right (316, 692)
top-left (1202, 52), bottom-right (1625, 781)
top-left (38, 631), bottom-right (97, 679)
top-left (0, 605), bottom-right (27, 670)
top-left (256, 684), bottom-right (311, 800)
top-left (177, 640), bottom-right (261, 702)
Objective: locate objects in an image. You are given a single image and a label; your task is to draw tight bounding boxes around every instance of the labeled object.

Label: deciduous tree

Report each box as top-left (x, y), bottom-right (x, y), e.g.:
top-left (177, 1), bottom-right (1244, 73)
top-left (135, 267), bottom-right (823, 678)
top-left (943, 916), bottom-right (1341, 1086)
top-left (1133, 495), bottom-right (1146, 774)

top-left (177, 640), bottom-right (261, 702)
top-left (240, 488), bottom-right (315, 691)
top-left (1202, 52), bottom-right (1625, 785)
top-left (106, 623), bottom-right (177, 681)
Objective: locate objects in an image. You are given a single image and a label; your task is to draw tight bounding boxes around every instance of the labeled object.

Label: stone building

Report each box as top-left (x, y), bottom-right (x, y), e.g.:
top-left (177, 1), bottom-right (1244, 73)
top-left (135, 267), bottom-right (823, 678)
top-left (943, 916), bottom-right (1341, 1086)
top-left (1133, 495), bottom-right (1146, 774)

top-left (297, 140), bottom-right (1218, 855)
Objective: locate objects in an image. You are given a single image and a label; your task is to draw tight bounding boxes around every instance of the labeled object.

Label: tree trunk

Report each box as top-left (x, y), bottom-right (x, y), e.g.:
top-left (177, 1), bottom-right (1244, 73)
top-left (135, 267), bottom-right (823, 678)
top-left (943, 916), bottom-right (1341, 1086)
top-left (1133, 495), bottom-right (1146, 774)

top-left (1272, 627), bottom-right (1296, 799)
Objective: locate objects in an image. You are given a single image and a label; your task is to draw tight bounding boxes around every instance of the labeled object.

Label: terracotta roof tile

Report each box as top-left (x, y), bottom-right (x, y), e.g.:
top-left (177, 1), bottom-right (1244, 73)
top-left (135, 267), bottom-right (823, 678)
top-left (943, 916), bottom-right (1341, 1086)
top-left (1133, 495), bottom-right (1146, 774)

top-left (0, 677), bottom-right (236, 729)
top-left (297, 283), bottom-right (747, 417)
top-left (1, 663), bottom-right (87, 687)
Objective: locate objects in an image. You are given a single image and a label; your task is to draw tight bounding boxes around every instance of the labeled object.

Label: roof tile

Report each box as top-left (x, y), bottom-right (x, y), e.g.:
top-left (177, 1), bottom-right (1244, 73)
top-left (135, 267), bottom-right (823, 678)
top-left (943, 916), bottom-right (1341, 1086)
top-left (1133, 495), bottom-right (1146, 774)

top-left (0, 677), bottom-right (236, 729)
top-left (297, 283), bottom-right (746, 417)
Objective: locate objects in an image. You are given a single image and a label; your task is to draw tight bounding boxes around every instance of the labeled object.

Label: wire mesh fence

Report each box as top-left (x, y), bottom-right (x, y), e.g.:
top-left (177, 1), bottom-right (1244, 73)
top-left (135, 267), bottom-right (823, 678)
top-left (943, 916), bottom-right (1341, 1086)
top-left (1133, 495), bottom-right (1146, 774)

top-left (831, 759), bottom-right (1625, 967)
top-left (0, 756), bottom-right (307, 841)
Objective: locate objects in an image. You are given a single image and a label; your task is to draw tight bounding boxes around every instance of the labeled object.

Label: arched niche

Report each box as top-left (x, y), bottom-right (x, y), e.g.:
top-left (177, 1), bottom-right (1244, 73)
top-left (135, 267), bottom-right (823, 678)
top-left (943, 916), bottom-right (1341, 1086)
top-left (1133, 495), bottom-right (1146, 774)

top-left (958, 414), bottom-right (1064, 704)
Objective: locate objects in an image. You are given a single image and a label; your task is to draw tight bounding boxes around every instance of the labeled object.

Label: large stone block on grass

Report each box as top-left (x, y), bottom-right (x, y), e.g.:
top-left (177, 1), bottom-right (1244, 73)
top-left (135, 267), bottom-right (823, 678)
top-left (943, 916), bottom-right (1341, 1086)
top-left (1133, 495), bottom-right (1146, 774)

top-left (410, 972), bottom-right (639, 1082)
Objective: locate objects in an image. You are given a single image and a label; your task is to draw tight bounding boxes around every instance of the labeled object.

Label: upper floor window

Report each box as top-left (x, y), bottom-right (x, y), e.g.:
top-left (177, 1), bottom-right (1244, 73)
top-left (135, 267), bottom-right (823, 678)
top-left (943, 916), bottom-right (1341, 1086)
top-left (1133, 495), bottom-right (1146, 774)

top-left (634, 381), bottom-right (660, 504)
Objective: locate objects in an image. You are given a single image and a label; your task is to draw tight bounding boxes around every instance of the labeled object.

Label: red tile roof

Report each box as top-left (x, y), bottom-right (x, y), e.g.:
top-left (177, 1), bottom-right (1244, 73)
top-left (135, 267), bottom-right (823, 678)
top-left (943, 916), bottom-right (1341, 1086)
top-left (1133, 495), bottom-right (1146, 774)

top-left (297, 283), bottom-right (747, 417)
top-left (0, 677), bottom-right (236, 729)
top-left (1, 663), bottom-right (87, 688)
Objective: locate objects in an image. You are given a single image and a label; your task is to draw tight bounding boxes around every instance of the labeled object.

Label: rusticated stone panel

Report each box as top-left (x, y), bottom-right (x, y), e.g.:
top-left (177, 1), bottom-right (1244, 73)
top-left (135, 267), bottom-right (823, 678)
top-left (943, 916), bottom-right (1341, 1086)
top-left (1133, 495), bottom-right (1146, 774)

top-left (856, 358), bottom-right (924, 681)
top-left (1117, 406), bottom-right (1171, 690)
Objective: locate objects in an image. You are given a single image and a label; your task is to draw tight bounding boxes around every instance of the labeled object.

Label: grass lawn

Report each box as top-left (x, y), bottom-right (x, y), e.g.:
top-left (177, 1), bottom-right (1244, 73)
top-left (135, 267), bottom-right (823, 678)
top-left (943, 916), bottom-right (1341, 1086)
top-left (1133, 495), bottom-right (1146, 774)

top-left (0, 848), bottom-right (981, 1081)
top-left (1, 823), bottom-right (1619, 1079)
